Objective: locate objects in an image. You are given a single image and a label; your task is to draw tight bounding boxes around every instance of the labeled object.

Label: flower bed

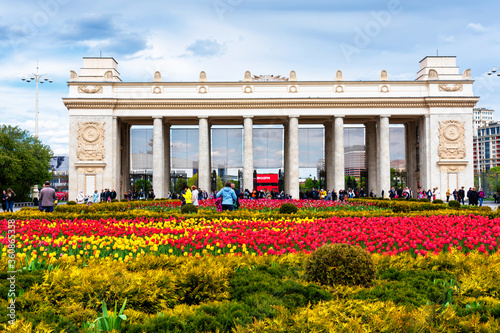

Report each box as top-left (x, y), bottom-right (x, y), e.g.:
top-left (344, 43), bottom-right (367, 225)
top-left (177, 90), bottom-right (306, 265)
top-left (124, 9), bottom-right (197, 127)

top-left (2, 214), bottom-right (500, 264)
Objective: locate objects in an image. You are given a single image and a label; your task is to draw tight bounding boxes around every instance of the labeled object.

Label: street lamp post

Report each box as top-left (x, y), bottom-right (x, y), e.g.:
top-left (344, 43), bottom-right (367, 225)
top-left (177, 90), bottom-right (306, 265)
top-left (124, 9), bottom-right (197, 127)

top-left (487, 66), bottom-right (500, 77)
top-left (22, 62), bottom-right (52, 138)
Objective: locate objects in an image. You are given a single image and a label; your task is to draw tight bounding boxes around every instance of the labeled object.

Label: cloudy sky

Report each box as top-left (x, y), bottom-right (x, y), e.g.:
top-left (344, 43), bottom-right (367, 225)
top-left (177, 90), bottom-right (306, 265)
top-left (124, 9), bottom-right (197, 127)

top-left (1, 0), bottom-right (499, 155)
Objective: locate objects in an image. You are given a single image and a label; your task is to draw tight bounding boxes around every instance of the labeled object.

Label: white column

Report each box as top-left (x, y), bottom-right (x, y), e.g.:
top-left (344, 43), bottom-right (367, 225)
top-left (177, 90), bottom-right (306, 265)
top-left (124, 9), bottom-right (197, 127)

top-left (334, 116), bottom-right (345, 191)
top-left (288, 116), bottom-right (300, 199)
top-left (365, 121), bottom-right (377, 196)
top-left (121, 123), bottom-right (131, 198)
top-left (243, 117), bottom-right (254, 191)
top-left (112, 116), bottom-right (121, 194)
top-left (164, 123), bottom-right (171, 196)
top-left (325, 120), bottom-right (334, 190)
top-left (419, 115), bottom-right (430, 191)
top-left (153, 117), bottom-right (165, 198)
top-left (198, 117), bottom-right (210, 193)
top-left (284, 122), bottom-right (289, 194)
top-left (378, 116), bottom-right (391, 198)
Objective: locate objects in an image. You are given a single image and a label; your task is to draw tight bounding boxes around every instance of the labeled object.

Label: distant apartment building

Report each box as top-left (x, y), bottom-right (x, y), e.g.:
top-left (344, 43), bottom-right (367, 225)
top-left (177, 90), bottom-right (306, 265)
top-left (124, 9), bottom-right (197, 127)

top-left (473, 107), bottom-right (494, 132)
top-left (345, 145), bottom-right (365, 177)
top-left (473, 120), bottom-right (500, 173)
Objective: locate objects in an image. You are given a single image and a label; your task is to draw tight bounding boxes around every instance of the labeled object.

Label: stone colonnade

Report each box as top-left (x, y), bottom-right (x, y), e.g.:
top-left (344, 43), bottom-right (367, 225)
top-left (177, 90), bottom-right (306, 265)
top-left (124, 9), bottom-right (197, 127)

top-left (114, 114), bottom-right (402, 200)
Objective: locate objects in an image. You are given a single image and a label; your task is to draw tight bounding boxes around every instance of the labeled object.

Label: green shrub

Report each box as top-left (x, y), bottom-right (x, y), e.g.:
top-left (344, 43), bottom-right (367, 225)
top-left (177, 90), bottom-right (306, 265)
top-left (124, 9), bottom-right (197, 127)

top-left (181, 204), bottom-right (198, 214)
top-left (353, 268), bottom-right (456, 307)
top-left (432, 199), bottom-right (444, 204)
top-left (121, 199), bottom-right (128, 202)
top-left (279, 203), bottom-right (298, 214)
top-left (67, 201), bottom-right (77, 205)
top-left (418, 198), bottom-right (430, 203)
top-left (479, 206), bottom-right (492, 212)
top-left (448, 200), bottom-right (460, 208)
top-left (111, 199), bottom-right (119, 203)
top-left (408, 198), bottom-right (417, 202)
top-left (305, 244), bottom-right (376, 287)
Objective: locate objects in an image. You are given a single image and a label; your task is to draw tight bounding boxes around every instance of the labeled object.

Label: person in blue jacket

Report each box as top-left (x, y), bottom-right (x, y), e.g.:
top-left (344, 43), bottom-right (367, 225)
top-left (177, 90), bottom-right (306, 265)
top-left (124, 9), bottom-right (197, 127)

top-left (216, 181), bottom-right (237, 211)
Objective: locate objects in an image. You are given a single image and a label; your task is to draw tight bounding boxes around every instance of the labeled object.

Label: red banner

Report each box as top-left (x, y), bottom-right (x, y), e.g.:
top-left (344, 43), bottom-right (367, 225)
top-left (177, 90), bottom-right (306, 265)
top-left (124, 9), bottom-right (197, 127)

top-left (256, 174), bottom-right (279, 183)
top-left (257, 185), bottom-right (279, 192)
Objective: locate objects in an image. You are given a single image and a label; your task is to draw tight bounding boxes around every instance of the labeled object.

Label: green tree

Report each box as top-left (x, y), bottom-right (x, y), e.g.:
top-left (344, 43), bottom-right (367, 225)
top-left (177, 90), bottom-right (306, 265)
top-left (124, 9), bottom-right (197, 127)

top-left (0, 125), bottom-right (52, 201)
top-left (133, 179), bottom-right (151, 193)
top-left (304, 177), bottom-right (314, 189)
top-left (187, 173), bottom-right (198, 188)
top-left (345, 175), bottom-right (357, 189)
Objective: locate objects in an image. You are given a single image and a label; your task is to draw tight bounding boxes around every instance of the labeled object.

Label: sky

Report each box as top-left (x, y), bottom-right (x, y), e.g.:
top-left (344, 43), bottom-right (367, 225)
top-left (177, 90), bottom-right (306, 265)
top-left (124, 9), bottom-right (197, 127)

top-left (1, 0), bottom-right (499, 156)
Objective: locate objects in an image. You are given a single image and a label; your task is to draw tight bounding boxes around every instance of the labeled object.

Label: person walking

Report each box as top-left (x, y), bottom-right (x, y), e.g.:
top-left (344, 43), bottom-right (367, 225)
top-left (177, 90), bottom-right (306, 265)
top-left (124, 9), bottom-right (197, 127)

top-left (478, 188), bottom-right (485, 207)
top-left (458, 186), bottom-right (465, 205)
top-left (5, 188), bottom-right (15, 212)
top-left (446, 189), bottom-right (450, 202)
top-left (39, 181), bottom-right (58, 212)
top-left (1, 190), bottom-right (7, 212)
top-left (93, 190), bottom-right (99, 203)
top-left (216, 181), bottom-right (237, 211)
top-left (76, 191), bottom-right (85, 204)
top-left (180, 185), bottom-right (192, 206)
top-left (230, 183), bottom-right (240, 210)
top-left (191, 185), bottom-right (199, 206)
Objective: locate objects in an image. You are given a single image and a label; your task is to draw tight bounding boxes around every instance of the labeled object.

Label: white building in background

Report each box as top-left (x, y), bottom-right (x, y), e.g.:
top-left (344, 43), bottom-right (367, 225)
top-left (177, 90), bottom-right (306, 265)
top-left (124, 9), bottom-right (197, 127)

top-left (63, 56), bottom-right (478, 200)
top-left (473, 120), bottom-right (500, 172)
top-left (473, 107), bottom-right (494, 132)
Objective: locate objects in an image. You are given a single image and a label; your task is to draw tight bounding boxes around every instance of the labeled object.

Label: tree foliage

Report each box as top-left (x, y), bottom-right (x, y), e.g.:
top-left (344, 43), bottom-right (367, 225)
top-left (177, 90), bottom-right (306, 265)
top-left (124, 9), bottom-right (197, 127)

top-left (0, 125), bottom-right (53, 201)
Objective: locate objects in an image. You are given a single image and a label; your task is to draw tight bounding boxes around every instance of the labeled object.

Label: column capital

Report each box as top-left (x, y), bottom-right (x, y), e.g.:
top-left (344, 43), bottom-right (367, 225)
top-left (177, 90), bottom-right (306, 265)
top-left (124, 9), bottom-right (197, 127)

top-left (289, 115), bottom-right (300, 119)
top-left (198, 116), bottom-right (209, 119)
top-left (334, 115), bottom-right (345, 118)
top-left (243, 116), bottom-right (254, 119)
top-left (379, 115), bottom-right (391, 118)
top-left (152, 116), bottom-right (163, 120)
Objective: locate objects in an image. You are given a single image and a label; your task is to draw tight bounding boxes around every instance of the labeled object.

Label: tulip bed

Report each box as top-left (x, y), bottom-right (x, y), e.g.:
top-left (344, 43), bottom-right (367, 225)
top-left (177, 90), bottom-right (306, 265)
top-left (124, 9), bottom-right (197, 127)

top-left (2, 213), bottom-right (500, 264)
top-left (141, 198), bottom-right (382, 212)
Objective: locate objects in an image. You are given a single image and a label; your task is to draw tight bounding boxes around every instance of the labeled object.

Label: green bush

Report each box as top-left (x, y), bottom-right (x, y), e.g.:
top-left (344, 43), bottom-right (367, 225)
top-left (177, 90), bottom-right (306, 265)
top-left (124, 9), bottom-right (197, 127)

top-left (432, 199), bottom-right (444, 204)
top-left (418, 198), bottom-right (430, 203)
top-left (305, 243), bottom-right (376, 287)
top-left (479, 206), bottom-right (492, 212)
top-left (353, 268), bottom-right (456, 307)
top-left (448, 200), bottom-right (460, 208)
top-left (181, 204), bottom-right (198, 214)
top-left (67, 201), bottom-right (77, 205)
top-left (121, 199), bottom-right (128, 202)
top-left (111, 199), bottom-right (119, 203)
top-left (279, 203), bottom-right (298, 214)
top-left (408, 198), bottom-right (417, 202)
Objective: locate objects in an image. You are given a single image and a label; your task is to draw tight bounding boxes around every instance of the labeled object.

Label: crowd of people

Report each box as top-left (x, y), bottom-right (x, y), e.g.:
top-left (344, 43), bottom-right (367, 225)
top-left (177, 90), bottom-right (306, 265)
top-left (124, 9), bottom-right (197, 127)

top-left (0, 181), bottom-right (492, 213)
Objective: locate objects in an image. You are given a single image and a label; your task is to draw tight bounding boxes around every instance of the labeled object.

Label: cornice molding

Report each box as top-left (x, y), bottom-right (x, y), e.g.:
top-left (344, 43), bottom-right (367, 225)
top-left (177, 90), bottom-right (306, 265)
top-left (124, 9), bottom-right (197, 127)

top-left (63, 97), bottom-right (479, 110)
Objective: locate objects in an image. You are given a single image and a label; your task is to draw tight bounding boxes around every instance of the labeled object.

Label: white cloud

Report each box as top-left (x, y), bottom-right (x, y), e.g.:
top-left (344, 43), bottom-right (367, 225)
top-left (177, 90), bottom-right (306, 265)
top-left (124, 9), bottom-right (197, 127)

top-left (467, 23), bottom-right (486, 33)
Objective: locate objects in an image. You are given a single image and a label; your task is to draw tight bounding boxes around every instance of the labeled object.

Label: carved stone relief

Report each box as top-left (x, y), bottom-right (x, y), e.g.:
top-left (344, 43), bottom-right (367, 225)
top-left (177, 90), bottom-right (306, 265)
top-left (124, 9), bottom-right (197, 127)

top-left (438, 84), bottom-right (463, 92)
top-left (438, 120), bottom-right (466, 159)
top-left (78, 85), bottom-right (103, 94)
top-left (77, 122), bottom-right (105, 161)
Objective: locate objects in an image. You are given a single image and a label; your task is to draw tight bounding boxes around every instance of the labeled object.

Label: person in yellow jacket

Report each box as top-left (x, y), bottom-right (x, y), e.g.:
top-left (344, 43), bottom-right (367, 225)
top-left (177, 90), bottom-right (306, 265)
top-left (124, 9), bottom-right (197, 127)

top-left (180, 185), bottom-right (192, 206)
top-left (446, 189), bottom-right (451, 203)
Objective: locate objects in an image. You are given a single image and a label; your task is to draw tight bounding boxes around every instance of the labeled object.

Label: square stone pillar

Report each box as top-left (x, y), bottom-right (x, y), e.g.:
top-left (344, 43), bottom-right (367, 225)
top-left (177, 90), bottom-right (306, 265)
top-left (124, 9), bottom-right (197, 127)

top-left (365, 121), bottom-right (378, 196)
top-left (164, 123), bottom-right (171, 196)
top-left (112, 116), bottom-right (122, 195)
top-left (284, 122), bottom-right (289, 194)
top-left (243, 117), bottom-right (254, 192)
top-left (153, 117), bottom-right (165, 198)
top-left (325, 120), bottom-right (334, 190)
top-left (334, 116), bottom-right (345, 191)
top-left (288, 116), bottom-right (300, 199)
top-left (405, 121), bottom-right (418, 195)
top-left (121, 123), bottom-right (131, 198)
top-left (198, 117), bottom-right (211, 194)
top-left (419, 115), bottom-right (431, 191)
top-left (378, 116), bottom-right (391, 197)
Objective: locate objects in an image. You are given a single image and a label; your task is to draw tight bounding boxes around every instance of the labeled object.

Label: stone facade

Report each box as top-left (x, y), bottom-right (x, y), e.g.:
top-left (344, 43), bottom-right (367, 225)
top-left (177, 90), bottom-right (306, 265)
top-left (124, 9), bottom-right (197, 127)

top-left (64, 56), bottom-right (478, 201)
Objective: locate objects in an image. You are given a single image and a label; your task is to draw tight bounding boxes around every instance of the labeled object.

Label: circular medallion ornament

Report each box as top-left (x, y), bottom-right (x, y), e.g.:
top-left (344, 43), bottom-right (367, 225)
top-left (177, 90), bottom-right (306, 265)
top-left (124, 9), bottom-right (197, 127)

top-left (444, 124), bottom-right (460, 141)
top-left (83, 126), bottom-right (99, 142)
